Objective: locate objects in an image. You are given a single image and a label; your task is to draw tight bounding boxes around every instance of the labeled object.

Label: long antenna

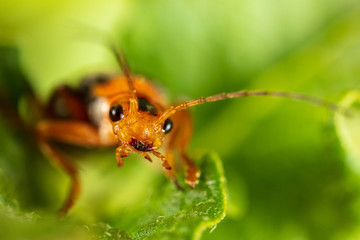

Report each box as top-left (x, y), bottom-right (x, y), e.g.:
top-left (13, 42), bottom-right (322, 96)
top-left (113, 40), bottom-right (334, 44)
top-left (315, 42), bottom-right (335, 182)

top-left (71, 23), bottom-right (136, 96)
top-left (109, 45), bottom-right (138, 115)
top-left (157, 90), bottom-right (352, 124)
top-left (110, 45), bottom-right (136, 94)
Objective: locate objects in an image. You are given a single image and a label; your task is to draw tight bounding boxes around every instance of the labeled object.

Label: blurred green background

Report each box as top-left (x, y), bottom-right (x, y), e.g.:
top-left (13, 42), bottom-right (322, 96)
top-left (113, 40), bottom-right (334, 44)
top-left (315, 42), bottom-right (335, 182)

top-left (1, 0), bottom-right (360, 239)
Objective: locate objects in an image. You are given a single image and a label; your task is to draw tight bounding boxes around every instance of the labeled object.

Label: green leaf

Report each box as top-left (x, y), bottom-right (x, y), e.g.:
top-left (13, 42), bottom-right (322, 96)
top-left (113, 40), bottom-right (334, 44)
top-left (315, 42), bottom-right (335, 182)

top-left (0, 152), bottom-right (227, 240)
top-left (119, 152), bottom-right (227, 240)
top-left (85, 153), bottom-right (227, 240)
top-left (335, 91), bottom-right (360, 173)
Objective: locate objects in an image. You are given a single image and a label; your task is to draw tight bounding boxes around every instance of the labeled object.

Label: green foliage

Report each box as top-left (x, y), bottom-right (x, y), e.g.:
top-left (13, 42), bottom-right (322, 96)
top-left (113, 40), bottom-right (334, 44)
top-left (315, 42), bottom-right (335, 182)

top-left (0, 142), bottom-right (227, 240)
top-left (1, 0), bottom-right (360, 239)
top-left (336, 91), bottom-right (360, 174)
top-left (94, 153), bottom-right (227, 240)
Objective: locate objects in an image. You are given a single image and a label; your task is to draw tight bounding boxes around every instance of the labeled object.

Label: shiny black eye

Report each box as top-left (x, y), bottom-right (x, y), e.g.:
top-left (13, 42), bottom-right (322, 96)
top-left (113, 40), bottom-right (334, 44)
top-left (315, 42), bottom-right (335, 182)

top-left (109, 104), bottom-right (124, 122)
top-left (163, 118), bottom-right (173, 134)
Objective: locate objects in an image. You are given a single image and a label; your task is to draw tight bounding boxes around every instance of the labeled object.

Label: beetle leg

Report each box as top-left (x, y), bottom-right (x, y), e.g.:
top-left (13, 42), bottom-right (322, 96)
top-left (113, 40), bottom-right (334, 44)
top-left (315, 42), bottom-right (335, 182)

top-left (116, 146), bottom-right (129, 167)
top-left (152, 150), bottom-right (183, 190)
top-left (152, 151), bottom-right (171, 170)
top-left (36, 120), bottom-right (104, 214)
top-left (165, 110), bottom-right (200, 188)
top-left (164, 146), bottom-right (183, 189)
top-left (36, 120), bottom-right (102, 147)
top-left (38, 139), bottom-right (80, 215)
top-left (180, 153), bottom-right (200, 188)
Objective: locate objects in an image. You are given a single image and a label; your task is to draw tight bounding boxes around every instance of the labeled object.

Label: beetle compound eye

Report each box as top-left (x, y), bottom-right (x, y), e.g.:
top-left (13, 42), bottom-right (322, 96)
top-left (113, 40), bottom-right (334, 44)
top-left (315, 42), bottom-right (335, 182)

top-left (109, 104), bottom-right (124, 122)
top-left (163, 118), bottom-right (173, 134)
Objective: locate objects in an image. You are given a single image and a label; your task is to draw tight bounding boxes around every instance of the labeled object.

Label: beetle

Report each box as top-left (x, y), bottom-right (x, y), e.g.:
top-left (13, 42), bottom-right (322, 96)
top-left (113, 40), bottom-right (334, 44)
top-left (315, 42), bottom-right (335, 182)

top-left (34, 50), bottom-right (349, 214)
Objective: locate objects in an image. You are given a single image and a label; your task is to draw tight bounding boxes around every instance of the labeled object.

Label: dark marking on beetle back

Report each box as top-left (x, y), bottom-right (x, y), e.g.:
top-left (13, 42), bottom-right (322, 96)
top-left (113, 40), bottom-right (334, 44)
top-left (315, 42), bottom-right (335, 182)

top-left (78, 74), bottom-right (111, 103)
top-left (138, 97), bottom-right (158, 116)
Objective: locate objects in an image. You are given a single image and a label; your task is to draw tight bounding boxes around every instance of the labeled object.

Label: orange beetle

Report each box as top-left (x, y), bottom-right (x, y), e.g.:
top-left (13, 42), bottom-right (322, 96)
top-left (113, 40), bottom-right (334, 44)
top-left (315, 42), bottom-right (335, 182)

top-left (35, 50), bottom-right (349, 214)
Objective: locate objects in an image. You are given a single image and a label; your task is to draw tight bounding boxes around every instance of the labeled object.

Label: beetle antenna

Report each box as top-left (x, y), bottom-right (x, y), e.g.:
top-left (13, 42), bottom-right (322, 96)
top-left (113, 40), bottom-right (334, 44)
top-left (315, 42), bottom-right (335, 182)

top-left (109, 45), bottom-right (136, 94)
top-left (109, 45), bottom-right (139, 114)
top-left (157, 90), bottom-right (352, 124)
top-left (70, 23), bottom-right (136, 95)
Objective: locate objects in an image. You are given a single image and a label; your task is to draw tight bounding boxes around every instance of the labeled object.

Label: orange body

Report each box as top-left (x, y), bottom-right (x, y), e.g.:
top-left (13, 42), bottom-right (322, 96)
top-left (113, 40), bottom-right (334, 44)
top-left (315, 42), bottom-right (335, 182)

top-left (35, 59), bottom-right (348, 215)
top-left (93, 76), bottom-right (168, 148)
top-left (36, 74), bottom-right (198, 214)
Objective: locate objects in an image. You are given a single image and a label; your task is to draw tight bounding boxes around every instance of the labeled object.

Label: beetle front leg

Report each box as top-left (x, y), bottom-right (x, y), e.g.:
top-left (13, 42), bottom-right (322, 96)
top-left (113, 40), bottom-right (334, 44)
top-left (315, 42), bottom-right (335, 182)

top-left (152, 151), bottom-right (171, 170)
top-left (115, 146), bottom-right (130, 167)
top-left (165, 110), bottom-right (200, 188)
top-left (152, 151), bottom-right (183, 190)
top-left (180, 153), bottom-right (200, 188)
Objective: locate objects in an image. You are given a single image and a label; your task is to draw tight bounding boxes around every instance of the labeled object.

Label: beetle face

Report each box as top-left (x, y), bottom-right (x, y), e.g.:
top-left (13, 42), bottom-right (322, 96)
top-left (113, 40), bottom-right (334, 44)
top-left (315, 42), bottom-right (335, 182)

top-left (109, 97), bottom-right (172, 152)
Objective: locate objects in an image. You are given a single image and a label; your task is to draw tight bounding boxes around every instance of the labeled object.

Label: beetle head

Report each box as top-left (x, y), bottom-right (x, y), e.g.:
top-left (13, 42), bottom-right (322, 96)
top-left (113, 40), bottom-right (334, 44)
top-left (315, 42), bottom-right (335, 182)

top-left (109, 96), bottom-right (172, 152)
